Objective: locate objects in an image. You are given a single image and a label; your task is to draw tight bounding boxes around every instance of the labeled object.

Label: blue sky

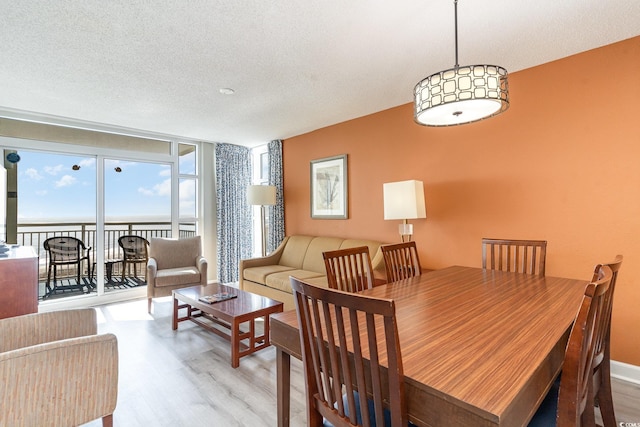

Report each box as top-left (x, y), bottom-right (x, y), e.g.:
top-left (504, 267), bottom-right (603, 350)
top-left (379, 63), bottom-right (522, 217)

top-left (16, 150), bottom-right (190, 221)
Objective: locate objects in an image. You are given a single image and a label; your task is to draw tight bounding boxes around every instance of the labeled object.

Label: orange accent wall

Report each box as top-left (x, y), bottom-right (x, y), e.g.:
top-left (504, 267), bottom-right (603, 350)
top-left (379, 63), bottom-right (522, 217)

top-left (283, 36), bottom-right (640, 366)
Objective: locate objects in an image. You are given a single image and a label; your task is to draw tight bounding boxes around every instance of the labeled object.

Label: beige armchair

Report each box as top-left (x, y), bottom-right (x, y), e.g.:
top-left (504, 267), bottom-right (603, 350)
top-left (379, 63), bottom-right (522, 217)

top-left (0, 309), bottom-right (118, 427)
top-left (147, 236), bottom-right (208, 313)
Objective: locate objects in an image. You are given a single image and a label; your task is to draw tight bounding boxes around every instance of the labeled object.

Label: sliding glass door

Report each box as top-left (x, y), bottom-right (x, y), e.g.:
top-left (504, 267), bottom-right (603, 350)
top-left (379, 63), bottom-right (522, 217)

top-left (14, 150), bottom-right (96, 300)
top-left (2, 134), bottom-right (200, 307)
top-left (103, 158), bottom-right (171, 288)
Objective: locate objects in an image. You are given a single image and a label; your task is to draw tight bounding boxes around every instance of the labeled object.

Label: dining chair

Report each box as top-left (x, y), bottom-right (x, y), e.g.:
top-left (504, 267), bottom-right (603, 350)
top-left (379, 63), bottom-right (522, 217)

top-left (118, 235), bottom-right (150, 283)
top-left (381, 241), bottom-right (422, 282)
top-left (528, 264), bottom-right (613, 426)
top-left (323, 246), bottom-right (375, 293)
top-left (482, 238), bottom-right (547, 276)
top-left (43, 236), bottom-right (92, 297)
top-left (590, 255), bottom-right (623, 427)
top-left (290, 276), bottom-right (410, 427)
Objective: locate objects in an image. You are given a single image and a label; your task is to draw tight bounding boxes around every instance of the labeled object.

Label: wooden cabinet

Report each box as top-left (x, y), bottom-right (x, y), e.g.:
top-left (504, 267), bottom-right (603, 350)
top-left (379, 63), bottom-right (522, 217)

top-left (0, 246), bottom-right (38, 319)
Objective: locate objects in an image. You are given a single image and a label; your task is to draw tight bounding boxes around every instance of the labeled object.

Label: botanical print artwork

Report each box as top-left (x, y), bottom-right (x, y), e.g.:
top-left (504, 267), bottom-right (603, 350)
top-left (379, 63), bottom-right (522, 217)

top-left (310, 155), bottom-right (347, 219)
top-left (315, 163), bottom-right (341, 210)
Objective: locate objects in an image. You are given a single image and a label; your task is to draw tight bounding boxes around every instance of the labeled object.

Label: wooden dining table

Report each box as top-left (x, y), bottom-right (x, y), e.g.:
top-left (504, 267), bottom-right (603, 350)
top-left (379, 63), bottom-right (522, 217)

top-left (270, 265), bottom-right (588, 427)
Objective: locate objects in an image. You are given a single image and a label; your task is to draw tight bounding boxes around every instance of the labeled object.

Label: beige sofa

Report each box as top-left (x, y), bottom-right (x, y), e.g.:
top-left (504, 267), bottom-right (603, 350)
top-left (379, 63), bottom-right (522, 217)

top-left (239, 235), bottom-right (387, 310)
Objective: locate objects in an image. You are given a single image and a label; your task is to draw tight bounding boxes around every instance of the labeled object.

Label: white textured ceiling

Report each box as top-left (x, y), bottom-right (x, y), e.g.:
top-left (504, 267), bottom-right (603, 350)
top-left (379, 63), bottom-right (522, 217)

top-left (1, 0), bottom-right (639, 147)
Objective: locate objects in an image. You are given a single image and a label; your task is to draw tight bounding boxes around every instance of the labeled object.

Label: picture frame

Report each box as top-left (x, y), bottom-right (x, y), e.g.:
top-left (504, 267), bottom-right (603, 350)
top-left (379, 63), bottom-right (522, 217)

top-left (310, 154), bottom-right (348, 219)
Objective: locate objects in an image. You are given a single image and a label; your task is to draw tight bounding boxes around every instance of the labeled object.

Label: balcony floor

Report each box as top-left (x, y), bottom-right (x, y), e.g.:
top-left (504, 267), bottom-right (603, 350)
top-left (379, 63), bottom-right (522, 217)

top-left (38, 276), bottom-right (147, 301)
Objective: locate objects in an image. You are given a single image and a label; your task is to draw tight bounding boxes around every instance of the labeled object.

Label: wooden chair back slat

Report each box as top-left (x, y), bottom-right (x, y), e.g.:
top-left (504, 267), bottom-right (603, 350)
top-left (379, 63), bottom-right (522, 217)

top-left (323, 246), bottom-right (375, 293)
top-left (291, 277), bottom-right (407, 427)
top-left (482, 238), bottom-right (547, 276)
top-left (557, 265), bottom-right (613, 426)
top-left (590, 255), bottom-right (623, 427)
top-left (381, 241), bottom-right (422, 283)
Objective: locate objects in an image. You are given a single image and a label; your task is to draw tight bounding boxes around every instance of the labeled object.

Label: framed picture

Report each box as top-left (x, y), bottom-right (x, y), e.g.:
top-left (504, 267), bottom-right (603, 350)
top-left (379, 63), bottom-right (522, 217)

top-left (310, 154), bottom-right (348, 219)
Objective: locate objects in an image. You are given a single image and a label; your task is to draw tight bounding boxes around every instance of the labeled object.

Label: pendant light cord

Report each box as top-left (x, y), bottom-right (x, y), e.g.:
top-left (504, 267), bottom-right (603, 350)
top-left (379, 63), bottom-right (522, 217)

top-left (454, 0), bottom-right (459, 69)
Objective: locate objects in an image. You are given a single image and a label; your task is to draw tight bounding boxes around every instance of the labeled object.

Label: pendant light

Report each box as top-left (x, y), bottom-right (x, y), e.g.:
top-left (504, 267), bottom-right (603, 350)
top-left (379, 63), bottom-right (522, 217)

top-left (414, 0), bottom-right (509, 126)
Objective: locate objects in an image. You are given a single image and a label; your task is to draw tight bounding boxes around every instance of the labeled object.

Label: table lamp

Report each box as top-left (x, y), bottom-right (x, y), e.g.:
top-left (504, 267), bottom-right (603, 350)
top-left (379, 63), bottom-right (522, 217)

top-left (247, 185), bottom-right (277, 256)
top-left (383, 180), bottom-right (426, 242)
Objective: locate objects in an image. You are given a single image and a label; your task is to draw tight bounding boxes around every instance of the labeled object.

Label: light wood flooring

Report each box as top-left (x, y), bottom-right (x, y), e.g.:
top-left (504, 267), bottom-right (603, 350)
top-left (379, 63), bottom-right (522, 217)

top-left (83, 297), bottom-right (640, 427)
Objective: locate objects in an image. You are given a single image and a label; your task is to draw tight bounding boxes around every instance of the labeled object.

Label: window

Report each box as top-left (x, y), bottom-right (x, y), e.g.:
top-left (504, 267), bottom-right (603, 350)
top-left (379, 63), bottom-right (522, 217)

top-left (178, 143), bottom-right (198, 237)
top-left (250, 145), bottom-right (269, 256)
top-left (1, 121), bottom-right (201, 307)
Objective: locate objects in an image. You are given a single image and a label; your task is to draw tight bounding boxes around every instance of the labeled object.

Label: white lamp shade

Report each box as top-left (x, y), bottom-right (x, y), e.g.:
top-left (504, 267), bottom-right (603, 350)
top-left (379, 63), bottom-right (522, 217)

top-left (247, 185), bottom-right (276, 206)
top-left (383, 180), bottom-right (426, 220)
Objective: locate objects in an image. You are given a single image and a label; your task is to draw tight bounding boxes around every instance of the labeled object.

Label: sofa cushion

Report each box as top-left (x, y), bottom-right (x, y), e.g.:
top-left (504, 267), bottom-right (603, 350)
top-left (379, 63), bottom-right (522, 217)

top-left (278, 235), bottom-right (315, 269)
top-left (304, 275), bottom-right (330, 288)
top-left (340, 239), bottom-right (381, 254)
top-left (266, 270), bottom-right (325, 293)
top-left (154, 267), bottom-right (201, 287)
top-left (243, 265), bottom-right (296, 285)
top-left (301, 237), bottom-right (344, 273)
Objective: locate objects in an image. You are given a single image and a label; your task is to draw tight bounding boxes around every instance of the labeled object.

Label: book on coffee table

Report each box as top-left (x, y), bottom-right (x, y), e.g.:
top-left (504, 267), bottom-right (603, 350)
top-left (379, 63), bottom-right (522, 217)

top-left (198, 292), bottom-right (237, 304)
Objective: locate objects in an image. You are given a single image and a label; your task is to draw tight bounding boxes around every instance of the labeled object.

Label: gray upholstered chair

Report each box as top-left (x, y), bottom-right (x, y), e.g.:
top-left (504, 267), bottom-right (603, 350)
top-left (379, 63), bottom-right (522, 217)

top-left (146, 236), bottom-right (208, 313)
top-left (0, 309), bottom-right (118, 426)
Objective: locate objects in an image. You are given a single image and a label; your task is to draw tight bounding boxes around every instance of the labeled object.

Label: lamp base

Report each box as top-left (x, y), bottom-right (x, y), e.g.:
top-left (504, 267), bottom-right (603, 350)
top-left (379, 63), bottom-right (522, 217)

top-left (260, 205), bottom-right (268, 257)
top-left (399, 223), bottom-right (413, 243)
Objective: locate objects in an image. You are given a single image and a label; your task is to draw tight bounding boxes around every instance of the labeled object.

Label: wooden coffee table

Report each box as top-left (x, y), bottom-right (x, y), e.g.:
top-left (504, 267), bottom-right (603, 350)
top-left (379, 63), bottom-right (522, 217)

top-left (172, 283), bottom-right (284, 368)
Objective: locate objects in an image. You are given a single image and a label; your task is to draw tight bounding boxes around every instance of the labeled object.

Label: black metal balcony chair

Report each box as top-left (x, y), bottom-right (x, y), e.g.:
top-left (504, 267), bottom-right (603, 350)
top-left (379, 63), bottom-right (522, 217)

top-left (43, 236), bottom-right (92, 297)
top-left (118, 235), bottom-right (149, 284)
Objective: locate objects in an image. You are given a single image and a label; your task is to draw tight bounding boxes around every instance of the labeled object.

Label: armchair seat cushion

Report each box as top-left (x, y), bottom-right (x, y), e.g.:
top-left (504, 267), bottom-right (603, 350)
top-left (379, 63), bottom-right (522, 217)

top-left (154, 266), bottom-right (202, 288)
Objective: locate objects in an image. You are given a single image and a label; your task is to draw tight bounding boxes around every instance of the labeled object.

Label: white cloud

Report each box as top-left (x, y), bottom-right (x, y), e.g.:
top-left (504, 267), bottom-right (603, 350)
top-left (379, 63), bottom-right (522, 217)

top-left (44, 164), bottom-right (65, 176)
top-left (159, 167), bottom-right (171, 177)
top-left (55, 175), bottom-right (76, 188)
top-left (179, 179), bottom-right (195, 201)
top-left (24, 168), bottom-right (42, 180)
top-left (154, 179), bottom-right (171, 196)
top-left (137, 187), bottom-right (154, 196)
top-left (36, 190), bottom-right (47, 196)
top-left (138, 179), bottom-right (171, 197)
top-left (79, 158), bottom-right (95, 168)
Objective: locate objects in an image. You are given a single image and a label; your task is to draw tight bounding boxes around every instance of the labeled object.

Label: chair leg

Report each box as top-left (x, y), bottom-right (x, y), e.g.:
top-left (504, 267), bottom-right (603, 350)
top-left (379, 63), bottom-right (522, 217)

top-left (45, 265), bottom-right (54, 296)
top-left (581, 383), bottom-right (597, 427)
top-left (597, 362), bottom-right (617, 427)
top-left (148, 298), bottom-right (152, 313)
top-left (102, 414), bottom-right (113, 427)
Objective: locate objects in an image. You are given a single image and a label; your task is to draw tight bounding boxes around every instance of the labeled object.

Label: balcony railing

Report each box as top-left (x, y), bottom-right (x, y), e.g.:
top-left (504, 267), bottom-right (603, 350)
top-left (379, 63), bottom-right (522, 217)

top-left (16, 221), bottom-right (196, 299)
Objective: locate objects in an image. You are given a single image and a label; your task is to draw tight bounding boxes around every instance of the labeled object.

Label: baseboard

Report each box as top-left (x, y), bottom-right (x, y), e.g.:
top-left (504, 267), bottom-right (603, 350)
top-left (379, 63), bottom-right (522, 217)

top-left (611, 360), bottom-right (640, 385)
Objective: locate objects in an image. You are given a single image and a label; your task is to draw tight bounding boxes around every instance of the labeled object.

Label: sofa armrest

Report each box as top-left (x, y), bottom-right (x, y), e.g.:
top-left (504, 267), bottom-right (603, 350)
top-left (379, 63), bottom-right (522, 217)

top-left (196, 255), bottom-right (208, 285)
top-left (239, 237), bottom-right (290, 290)
top-left (239, 236), bottom-right (289, 271)
top-left (0, 333), bottom-right (118, 426)
top-left (0, 309), bottom-right (97, 353)
top-left (147, 257), bottom-right (158, 286)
